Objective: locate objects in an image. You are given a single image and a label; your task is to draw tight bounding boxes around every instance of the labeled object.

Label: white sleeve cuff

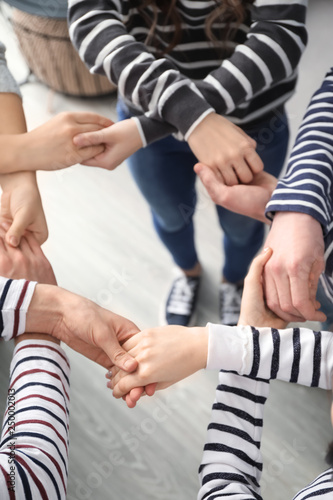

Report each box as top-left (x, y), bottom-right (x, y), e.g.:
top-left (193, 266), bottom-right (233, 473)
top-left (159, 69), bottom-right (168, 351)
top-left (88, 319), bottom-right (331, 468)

top-left (206, 322), bottom-right (253, 374)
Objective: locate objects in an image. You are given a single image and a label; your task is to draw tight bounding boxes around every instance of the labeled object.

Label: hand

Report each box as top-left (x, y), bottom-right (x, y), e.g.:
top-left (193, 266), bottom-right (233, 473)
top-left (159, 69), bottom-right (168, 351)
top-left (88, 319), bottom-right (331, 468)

top-left (73, 118), bottom-right (143, 170)
top-left (20, 112), bottom-right (113, 171)
top-left (195, 163), bottom-right (277, 223)
top-left (28, 288), bottom-right (140, 370)
top-left (109, 326), bottom-right (208, 408)
top-left (0, 229), bottom-right (140, 371)
top-left (187, 113), bottom-right (263, 186)
top-left (0, 229), bottom-right (55, 284)
top-left (0, 172), bottom-right (48, 246)
top-left (263, 212), bottom-right (326, 323)
top-left (238, 247), bottom-right (288, 329)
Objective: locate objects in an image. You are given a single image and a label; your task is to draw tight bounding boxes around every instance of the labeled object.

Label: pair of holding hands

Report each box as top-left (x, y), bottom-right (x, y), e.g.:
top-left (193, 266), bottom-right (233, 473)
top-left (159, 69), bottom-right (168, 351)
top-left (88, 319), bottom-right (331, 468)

top-left (108, 247), bottom-right (318, 409)
top-left (0, 227), bottom-right (140, 374)
top-left (74, 113), bottom-right (326, 326)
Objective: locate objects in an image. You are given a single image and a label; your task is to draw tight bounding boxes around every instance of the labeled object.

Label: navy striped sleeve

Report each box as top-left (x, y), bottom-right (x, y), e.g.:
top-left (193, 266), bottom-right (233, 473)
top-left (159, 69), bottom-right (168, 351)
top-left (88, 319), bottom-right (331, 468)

top-left (266, 67), bottom-right (333, 231)
top-left (0, 340), bottom-right (70, 499)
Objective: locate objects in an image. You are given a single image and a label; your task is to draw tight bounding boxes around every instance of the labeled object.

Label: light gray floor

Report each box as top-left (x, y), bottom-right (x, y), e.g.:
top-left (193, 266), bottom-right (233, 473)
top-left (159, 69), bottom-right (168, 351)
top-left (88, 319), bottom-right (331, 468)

top-left (1, 1), bottom-right (333, 499)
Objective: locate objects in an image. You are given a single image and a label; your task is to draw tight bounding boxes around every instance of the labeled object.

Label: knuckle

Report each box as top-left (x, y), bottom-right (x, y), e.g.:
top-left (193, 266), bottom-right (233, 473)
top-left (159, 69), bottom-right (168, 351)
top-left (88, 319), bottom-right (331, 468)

top-left (112, 348), bottom-right (126, 362)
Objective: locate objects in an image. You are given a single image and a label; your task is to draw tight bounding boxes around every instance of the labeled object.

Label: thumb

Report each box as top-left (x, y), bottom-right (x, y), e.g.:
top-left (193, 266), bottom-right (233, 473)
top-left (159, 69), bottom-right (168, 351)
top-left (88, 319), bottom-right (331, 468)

top-left (194, 163), bottom-right (216, 187)
top-left (73, 129), bottom-right (106, 148)
top-left (5, 211), bottom-right (30, 247)
top-left (107, 343), bottom-right (138, 373)
top-left (246, 247), bottom-right (273, 285)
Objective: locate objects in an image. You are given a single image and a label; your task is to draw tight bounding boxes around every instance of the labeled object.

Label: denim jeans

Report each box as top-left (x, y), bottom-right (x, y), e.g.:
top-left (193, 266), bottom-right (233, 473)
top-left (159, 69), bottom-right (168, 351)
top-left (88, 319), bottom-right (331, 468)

top-left (118, 101), bottom-right (289, 282)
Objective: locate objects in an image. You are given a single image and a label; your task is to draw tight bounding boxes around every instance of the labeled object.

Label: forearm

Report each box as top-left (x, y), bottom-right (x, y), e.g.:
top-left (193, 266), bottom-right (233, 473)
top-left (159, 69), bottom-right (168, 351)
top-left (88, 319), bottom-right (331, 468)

top-left (195, 0), bottom-right (307, 117)
top-left (0, 91), bottom-right (38, 174)
top-left (0, 339), bottom-right (70, 499)
top-left (207, 323), bottom-right (333, 389)
top-left (68, 0), bottom-right (213, 144)
top-left (266, 67), bottom-right (333, 228)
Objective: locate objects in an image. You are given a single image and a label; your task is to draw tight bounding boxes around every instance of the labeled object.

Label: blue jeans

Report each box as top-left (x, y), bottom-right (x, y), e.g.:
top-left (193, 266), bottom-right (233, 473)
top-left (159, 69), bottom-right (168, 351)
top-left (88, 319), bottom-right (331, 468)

top-left (118, 101), bottom-right (289, 282)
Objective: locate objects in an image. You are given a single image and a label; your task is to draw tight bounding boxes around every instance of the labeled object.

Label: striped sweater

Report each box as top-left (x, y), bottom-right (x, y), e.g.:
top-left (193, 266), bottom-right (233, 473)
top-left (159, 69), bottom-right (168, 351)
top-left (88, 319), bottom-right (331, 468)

top-left (0, 277), bottom-right (37, 342)
top-left (266, 67), bottom-right (333, 302)
top-left (68, 0), bottom-right (308, 146)
top-left (200, 323), bottom-right (333, 499)
top-left (0, 340), bottom-right (70, 499)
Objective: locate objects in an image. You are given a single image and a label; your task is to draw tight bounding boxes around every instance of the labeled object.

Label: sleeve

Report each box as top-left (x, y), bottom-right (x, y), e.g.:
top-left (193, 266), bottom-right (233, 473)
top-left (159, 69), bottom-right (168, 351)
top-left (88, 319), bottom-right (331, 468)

top-left (292, 469), bottom-right (333, 499)
top-left (195, 0), bottom-right (308, 117)
top-left (206, 323), bottom-right (333, 390)
top-left (68, 0), bottom-right (214, 145)
top-left (265, 67), bottom-right (333, 231)
top-left (198, 371), bottom-right (268, 500)
top-left (198, 322), bottom-right (333, 499)
top-left (0, 339), bottom-right (70, 499)
top-left (0, 42), bottom-right (21, 97)
top-left (68, 0), bottom-right (306, 146)
top-left (0, 277), bottom-right (37, 342)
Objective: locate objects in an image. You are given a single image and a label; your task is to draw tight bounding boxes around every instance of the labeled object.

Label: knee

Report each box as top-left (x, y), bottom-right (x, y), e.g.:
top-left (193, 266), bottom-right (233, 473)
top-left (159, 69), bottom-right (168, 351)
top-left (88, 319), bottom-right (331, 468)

top-left (153, 204), bottom-right (194, 233)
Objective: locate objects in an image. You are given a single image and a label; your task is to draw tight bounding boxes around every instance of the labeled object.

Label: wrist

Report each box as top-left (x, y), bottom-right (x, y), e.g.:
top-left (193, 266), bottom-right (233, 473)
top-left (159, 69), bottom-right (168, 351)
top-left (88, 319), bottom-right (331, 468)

top-left (0, 169), bottom-right (37, 191)
top-left (188, 326), bottom-right (209, 370)
top-left (25, 284), bottom-right (65, 336)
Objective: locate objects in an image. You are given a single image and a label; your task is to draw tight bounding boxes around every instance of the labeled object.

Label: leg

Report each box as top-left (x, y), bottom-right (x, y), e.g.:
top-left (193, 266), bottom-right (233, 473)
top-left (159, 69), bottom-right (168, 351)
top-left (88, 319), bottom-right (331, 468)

top-left (117, 101), bottom-right (199, 271)
top-left (117, 101), bottom-right (201, 325)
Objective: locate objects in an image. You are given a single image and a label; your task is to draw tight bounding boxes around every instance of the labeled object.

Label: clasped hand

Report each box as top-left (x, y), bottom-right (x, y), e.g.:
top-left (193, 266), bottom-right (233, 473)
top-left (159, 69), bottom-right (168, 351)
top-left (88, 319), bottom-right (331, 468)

top-left (108, 248), bottom-right (302, 408)
top-left (0, 229), bottom-right (139, 373)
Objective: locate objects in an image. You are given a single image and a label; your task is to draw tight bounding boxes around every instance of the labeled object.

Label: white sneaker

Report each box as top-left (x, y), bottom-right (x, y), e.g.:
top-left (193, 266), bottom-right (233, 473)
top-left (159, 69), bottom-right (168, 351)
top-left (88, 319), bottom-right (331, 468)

top-left (219, 282), bottom-right (243, 326)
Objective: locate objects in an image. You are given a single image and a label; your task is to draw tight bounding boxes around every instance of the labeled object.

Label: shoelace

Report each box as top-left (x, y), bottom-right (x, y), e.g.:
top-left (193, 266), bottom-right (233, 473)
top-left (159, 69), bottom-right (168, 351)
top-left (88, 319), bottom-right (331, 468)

top-left (220, 284), bottom-right (242, 313)
top-left (167, 277), bottom-right (198, 315)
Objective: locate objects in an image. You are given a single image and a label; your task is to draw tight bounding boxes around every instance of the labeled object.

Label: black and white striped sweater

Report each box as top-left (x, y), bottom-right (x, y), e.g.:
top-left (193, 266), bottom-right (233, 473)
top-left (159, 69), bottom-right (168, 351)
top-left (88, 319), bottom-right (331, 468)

top-left (68, 0), bottom-right (307, 145)
top-left (200, 323), bottom-right (333, 499)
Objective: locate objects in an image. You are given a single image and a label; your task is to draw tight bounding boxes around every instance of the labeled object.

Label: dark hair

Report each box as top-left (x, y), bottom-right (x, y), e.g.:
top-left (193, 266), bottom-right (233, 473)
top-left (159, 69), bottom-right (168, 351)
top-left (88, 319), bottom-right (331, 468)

top-left (326, 441), bottom-right (333, 468)
top-left (130, 0), bottom-right (255, 56)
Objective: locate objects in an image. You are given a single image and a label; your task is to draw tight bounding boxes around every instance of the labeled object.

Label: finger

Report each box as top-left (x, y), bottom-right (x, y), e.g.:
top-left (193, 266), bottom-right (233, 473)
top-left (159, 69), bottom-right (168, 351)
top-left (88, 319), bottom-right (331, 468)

top-left (78, 145), bottom-right (105, 162)
top-left (246, 247), bottom-right (273, 283)
top-left (195, 163), bottom-right (226, 205)
top-left (5, 210), bottom-right (30, 247)
top-left (233, 160), bottom-right (254, 184)
top-left (219, 165), bottom-right (239, 186)
top-left (74, 113), bottom-right (113, 128)
top-left (0, 223), bottom-right (9, 240)
top-left (289, 272), bottom-right (327, 322)
top-left (112, 373), bottom-right (141, 398)
top-left (127, 387), bottom-right (145, 405)
top-left (264, 265), bottom-right (303, 323)
top-left (73, 128), bottom-right (109, 148)
top-left (76, 123), bottom-right (110, 135)
top-left (19, 236), bottom-right (34, 260)
top-left (101, 330), bottom-right (138, 373)
top-left (145, 383), bottom-right (157, 397)
top-left (245, 148), bottom-right (264, 174)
